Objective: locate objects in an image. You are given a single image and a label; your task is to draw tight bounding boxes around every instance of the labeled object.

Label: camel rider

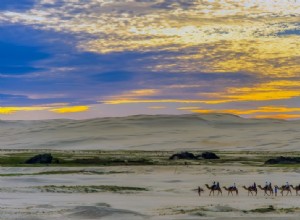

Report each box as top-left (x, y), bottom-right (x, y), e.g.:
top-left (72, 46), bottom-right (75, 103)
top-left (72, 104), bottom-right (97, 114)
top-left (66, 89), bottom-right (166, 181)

top-left (269, 182), bottom-right (272, 189)
top-left (212, 181), bottom-right (216, 188)
top-left (286, 182), bottom-right (289, 189)
top-left (265, 181), bottom-right (269, 188)
top-left (216, 182), bottom-right (220, 189)
top-left (253, 182), bottom-right (256, 189)
top-left (231, 183), bottom-right (236, 189)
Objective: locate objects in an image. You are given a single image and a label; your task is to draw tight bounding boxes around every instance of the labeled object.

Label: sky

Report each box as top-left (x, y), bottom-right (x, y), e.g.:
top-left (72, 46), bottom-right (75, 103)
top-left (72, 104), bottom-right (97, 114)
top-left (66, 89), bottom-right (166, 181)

top-left (0, 0), bottom-right (299, 120)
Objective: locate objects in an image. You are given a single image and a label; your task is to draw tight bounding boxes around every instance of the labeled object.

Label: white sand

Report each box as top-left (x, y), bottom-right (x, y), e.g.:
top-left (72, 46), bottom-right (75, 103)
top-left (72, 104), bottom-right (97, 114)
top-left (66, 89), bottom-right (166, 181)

top-left (0, 165), bottom-right (299, 219)
top-left (0, 114), bottom-right (299, 219)
top-left (1, 114), bottom-right (300, 151)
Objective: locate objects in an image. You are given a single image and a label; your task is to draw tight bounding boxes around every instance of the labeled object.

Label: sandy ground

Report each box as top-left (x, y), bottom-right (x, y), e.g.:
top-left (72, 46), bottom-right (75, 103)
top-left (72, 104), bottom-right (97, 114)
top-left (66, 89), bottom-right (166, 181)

top-left (1, 114), bottom-right (300, 151)
top-left (0, 165), bottom-right (299, 219)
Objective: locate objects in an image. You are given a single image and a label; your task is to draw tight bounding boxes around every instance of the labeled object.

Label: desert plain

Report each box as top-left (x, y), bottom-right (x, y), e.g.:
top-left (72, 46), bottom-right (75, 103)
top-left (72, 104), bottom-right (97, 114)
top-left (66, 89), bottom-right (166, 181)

top-left (0, 114), bottom-right (299, 219)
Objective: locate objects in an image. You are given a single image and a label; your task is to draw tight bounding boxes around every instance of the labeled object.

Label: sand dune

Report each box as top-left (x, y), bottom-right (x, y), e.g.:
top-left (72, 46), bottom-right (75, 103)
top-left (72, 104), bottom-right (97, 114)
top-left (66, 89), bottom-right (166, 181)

top-left (0, 113), bottom-right (299, 219)
top-left (0, 114), bottom-right (299, 151)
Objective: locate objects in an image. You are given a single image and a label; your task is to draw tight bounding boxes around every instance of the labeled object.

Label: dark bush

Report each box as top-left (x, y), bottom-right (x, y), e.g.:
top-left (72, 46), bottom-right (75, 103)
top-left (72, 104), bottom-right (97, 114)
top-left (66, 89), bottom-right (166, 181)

top-left (265, 156), bottom-right (300, 164)
top-left (201, 152), bottom-right (220, 159)
top-left (25, 154), bottom-right (53, 164)
top-left (169, 151), bottom-right (196, 160)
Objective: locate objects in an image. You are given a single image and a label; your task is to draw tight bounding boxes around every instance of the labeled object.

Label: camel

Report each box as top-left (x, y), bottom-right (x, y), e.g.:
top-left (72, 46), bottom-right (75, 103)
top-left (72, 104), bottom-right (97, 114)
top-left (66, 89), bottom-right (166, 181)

top-left (197, 186), bottom-right (204, 196)
top-left (257, 185), bottom-right (273, 196)
top-left (275, 185), bottom-right (293, 196)
top-left (291, 185), bottom-right (300, 196)
top-left (242, 186), bottom-right (257, 196)
top-left (205, 184), bottom-right (222, 196)
top-left (223, 186), bottom-right (238, 196)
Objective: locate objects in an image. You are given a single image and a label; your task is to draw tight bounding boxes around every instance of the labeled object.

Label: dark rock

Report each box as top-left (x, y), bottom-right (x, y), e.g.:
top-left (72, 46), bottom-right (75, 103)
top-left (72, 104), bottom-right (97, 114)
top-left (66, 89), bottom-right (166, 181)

top-left (201, 152), bottom-right (220, 159)
top-left (169, 151), bottom-right (196, 160)
top-left (25, 153), bottom-right (53, 164)
top-left (265, 156), bottom-right (300, 164)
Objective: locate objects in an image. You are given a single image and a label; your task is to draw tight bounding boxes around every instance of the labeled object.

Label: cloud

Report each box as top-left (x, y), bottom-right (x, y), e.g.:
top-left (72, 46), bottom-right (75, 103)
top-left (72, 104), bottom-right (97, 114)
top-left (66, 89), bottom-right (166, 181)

top-left (200, 80), bottom-right (300, 103)
top-left (183, 105), bottom-right (300, 120)
top-left (190, 106), bottom-right (300, 115)
top-left (0, 105), bottom-right (89, 115)
top-left (1, 1), bottom-right (299, 76)
top-left (0, 0), bottom-right (299, 119)
top-left (0, 106), bottom-right (50, 114)
top-left (50, 105), bottom-right (89, 114)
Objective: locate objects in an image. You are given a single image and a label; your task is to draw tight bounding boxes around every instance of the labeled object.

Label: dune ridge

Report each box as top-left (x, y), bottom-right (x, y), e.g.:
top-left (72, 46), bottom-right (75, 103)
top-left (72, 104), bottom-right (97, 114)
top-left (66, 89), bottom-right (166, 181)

top-left (0, 114), bottom-right (299, 151)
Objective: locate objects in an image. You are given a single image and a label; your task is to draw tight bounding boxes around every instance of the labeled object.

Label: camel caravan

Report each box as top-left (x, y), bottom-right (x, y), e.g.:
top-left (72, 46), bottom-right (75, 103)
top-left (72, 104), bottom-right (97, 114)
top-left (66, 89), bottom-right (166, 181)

top-left (197, 181), bottom-right (300, 196)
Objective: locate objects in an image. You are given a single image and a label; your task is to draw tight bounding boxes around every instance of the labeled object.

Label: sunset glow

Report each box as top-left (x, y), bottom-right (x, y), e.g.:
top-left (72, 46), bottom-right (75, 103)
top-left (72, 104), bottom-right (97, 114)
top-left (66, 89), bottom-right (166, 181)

top-left (0, 0), bottom-right (299, 119)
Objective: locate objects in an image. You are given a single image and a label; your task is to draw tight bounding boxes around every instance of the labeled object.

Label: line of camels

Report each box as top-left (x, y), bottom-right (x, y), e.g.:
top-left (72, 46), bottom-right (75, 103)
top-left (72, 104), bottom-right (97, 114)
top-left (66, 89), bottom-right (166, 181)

top-left (197, 183), bottom-right (300, 196)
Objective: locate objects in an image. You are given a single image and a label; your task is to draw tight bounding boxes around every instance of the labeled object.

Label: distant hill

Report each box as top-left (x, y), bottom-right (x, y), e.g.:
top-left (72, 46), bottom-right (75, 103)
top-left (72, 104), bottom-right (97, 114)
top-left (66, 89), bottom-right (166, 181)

top-left (0, 114), bottom-right (298, 151)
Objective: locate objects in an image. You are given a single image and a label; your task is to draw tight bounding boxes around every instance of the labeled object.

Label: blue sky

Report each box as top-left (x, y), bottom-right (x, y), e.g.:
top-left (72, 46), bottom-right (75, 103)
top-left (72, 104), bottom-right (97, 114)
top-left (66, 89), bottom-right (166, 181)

top-left (0, 0), bottom-right (300, 120)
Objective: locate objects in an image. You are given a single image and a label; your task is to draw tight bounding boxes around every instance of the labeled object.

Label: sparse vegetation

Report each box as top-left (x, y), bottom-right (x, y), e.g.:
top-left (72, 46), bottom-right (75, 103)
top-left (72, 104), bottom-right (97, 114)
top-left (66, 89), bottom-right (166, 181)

top-left (244, 206), bottom-right (300, 214)
top-left (35, 185), bottom-right (148, 193)
top-left (0, 170), bottom-right (130, 177)
top-left (249, 205), bottom-right (276, 213)
top-left (0, 149), bottom-right (298, 167)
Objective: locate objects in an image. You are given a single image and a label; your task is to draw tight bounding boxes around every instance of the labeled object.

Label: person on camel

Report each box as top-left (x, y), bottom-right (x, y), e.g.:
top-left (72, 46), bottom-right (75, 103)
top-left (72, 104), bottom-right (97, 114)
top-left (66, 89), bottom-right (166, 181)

top-left (264, 181), bottom-right (268, 188)
top-left (231, 183), bottom-right (236, 190)
top-left (212, 181), bottom-right (216, 189)
top-left (286, 182), bottom-right (290, 189)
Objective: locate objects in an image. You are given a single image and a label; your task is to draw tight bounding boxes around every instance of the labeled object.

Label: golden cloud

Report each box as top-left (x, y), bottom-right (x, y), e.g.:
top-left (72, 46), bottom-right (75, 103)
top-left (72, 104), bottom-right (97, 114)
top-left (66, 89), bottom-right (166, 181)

top-left (0, 107), bottom-right (50, 115)
top-left (0, 105), bottom-right (90, 115)
top-left (188, 106), bottom-right (300, 119)
top-left (198, 80), bottom-right (300, 103)
top-left (50, 106), bottom-right (90, 114)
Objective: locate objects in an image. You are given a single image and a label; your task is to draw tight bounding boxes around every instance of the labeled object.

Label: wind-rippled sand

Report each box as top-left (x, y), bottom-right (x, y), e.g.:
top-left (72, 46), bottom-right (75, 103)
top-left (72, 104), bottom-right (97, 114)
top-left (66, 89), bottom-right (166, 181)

top-left (0, 165), bottom-right (299, 219)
